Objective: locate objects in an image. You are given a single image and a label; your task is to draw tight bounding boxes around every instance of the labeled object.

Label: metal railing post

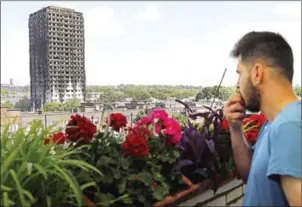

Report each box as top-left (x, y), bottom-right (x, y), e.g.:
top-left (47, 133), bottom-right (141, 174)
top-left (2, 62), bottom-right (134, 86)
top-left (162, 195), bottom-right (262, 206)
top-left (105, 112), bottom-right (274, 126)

top-left (44, 114), bottom-right (47, 128)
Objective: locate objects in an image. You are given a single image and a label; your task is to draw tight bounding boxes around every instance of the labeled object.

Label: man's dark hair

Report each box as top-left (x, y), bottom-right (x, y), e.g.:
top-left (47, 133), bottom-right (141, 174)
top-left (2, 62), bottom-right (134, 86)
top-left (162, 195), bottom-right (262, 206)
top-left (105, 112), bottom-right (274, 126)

top-left (230, 31), bottom-right (294, 83)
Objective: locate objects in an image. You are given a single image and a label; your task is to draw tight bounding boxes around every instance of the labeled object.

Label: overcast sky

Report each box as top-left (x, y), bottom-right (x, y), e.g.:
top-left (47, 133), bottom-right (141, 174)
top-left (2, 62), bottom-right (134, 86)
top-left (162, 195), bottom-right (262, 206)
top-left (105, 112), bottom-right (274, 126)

top-left (1, 1), bottom-right (301, 86)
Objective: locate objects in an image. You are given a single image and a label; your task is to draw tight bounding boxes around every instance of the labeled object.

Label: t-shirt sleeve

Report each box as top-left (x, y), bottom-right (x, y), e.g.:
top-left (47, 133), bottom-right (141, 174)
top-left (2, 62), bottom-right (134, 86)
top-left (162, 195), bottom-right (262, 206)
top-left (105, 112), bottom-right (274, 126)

top-left (267, 122), bottom-right (302, 180)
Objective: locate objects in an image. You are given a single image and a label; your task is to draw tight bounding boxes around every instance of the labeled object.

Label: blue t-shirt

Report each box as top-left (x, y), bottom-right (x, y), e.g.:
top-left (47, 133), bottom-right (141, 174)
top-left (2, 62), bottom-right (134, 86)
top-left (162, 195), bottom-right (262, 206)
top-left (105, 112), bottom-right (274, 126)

top-left (243, 100), bottom-right (301, 206)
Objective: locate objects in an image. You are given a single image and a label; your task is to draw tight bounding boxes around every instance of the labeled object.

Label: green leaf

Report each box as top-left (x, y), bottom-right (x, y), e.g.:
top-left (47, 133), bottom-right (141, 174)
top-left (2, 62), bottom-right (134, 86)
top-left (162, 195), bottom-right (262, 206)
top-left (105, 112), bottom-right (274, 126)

top-left (128, 174), bottom-right (138, 181)
top-left (137, 194), bottom-right (147, 205)
top-left (33, 163), bottom-right (48, 180)
top-left (97, 193), bottom-right (115, 207)
top-left (27, 162), bottom-right (33, 176)
top-left (23, 171), bottom-right (47, 187)
top-left (137, 172), bottom-right (153, 186)
top-left (113, 169), bottom-right (121, 179)
top-left (172, 150), bottom-right (181, 158)
top-left (53, 165), bottom-right (83, 206)
top-left (80, 182), bottom-right (97, 191)
top-left (46, 196), bottom-right (52, 207)
top-left (152, 185), bottom-right (166, 201)
top-left (117, 178), bottom-right (127, 194)
top-left (121, 195), bottom-right (133, 205)
top-left (153, 172), bottom-right (163, 182)
top-left (98, 156), bottom-right (115, 166)
top-left (3, 192), bottom-right (10, 207)
top-left (1, 146), bottom-right (20, 176)
top-left (1, 184), bottom-right (13, 192)
top-left (9, 170), bottom-right (27, 206)
top-left (21, 189), bottom-right (35, 204)
top-left (58, 149), bottom-right (81, 159)
top-left (59, 159), bottom-right (103, 176)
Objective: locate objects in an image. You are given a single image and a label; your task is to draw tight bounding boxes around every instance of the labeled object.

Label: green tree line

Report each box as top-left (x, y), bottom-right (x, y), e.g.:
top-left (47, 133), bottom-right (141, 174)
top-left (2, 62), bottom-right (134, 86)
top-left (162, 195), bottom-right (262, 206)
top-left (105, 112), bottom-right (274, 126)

top-left (1, 97), bottom-right (81, 112)
top-left (42, 98), bottom-right (81, 112)
top-left (86, 84), bottom-right (302, 103)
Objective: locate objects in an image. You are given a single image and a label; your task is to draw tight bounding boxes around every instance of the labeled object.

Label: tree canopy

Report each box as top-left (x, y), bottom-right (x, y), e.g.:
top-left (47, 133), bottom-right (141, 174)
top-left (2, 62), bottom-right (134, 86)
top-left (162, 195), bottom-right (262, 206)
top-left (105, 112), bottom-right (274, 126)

top-left (85, 85), bottom-right (239, 103)
top-left (14, 96), bottom-right (30, 111)
top-left (42, 98), bottom-right (81, 112)
top-left (2, 100), bottom-right (14, 109)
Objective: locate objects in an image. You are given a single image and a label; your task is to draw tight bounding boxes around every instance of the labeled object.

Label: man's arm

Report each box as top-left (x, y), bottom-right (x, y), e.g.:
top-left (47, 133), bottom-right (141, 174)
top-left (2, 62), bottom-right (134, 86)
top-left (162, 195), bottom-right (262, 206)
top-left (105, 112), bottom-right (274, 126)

top-left (223, 94), bottom-right (253, 183)
top-left (281, 176), bottom-right (302, 206)
top-left (230, 127), bottom-right (253, 183)
top-left (267, 122), bottom-right (302, 206)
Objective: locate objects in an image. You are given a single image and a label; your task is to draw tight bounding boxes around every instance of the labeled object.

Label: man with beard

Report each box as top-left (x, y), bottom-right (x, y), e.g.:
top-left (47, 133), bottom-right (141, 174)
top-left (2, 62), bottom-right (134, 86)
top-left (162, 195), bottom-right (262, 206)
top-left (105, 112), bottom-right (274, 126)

top-left (224, 31), bottom-right (301, 206)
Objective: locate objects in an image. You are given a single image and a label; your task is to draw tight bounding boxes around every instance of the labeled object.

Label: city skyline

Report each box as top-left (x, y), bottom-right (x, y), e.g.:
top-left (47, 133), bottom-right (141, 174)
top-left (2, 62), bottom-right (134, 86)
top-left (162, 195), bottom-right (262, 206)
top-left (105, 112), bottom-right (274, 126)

top-left (1, 1), bottom-right (301, 86)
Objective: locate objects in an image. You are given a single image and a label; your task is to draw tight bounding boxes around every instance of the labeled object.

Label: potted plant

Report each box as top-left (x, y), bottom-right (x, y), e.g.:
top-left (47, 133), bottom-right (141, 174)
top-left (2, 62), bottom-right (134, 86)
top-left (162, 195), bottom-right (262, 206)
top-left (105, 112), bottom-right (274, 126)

top-left (75, 110), bottom-right (188, 207)
top-left (1, 120), bottom-right (102, 207)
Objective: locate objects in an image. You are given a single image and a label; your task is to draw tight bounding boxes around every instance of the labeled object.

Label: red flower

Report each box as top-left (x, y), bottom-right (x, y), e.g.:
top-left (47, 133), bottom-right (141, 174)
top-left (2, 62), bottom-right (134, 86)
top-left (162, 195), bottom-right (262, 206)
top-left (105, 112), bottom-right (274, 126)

top-left (122, 134), bottom-right (150, 158)
top-left (65, 115), bottom-right (96, 143)
top-left (132, 116), bottom-right (155, 138)
top-left (133, 125), bottom-right (153, 138)
top-left (221, 118), bottom-right (229, 130)
top-left (152, 181), bottom-right (158, 188)
top-left (44, 132), bottom-right (66, 145)
top-left (108, 113), bottom-right (127, 131)
top-left (52, 132), bottom-right (66, 144)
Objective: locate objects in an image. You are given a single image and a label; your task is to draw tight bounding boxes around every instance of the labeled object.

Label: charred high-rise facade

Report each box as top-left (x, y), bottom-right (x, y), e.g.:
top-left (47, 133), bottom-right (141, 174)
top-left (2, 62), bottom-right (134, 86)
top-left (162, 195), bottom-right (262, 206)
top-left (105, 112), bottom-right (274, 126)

top-left (29, 6), bottom-right (85, 110)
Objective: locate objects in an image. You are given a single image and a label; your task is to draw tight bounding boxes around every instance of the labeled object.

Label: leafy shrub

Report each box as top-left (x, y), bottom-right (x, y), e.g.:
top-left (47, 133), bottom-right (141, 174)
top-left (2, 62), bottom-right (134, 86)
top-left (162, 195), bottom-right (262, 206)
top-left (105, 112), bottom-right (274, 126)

top-left (1, 120), bottom-right (102, 207)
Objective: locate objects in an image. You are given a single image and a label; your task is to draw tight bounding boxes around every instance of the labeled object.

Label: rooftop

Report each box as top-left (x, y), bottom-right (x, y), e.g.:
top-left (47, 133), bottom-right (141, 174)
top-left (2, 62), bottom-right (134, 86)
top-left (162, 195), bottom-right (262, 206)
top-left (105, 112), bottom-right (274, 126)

top-left (46, 6), bottom-right (75, 12)
top-left (29, 5), bottom-right (79, 16)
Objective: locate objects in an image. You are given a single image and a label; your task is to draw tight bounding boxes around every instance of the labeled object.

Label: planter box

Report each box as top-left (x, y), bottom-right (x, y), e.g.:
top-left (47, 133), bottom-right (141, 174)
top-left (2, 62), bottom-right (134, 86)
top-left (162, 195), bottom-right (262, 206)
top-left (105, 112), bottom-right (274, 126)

top-left (83, 177), bottom-right (245, 207)
top-left (153, 177), bottom-right (244, 207)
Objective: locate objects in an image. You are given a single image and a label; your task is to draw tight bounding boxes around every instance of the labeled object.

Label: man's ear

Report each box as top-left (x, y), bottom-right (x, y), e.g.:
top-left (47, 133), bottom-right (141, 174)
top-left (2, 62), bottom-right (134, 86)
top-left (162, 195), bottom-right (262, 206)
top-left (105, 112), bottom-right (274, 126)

top-left (251, 63), bottom-right (265, 86)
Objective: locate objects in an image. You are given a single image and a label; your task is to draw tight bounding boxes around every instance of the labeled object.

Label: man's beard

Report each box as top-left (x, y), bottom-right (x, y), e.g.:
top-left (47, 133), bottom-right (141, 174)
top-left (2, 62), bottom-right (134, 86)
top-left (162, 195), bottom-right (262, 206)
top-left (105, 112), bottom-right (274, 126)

top-left (243, 79), bottom-right (261, 113)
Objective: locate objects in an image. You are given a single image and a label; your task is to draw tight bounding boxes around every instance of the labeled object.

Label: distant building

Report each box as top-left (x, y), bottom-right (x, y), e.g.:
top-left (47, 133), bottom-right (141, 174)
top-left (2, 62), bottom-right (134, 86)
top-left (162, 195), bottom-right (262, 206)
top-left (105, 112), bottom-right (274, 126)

top-left (29, 6), bottom-right (85, 110)
top-left (86, 92), bottom-right (102, 103)
top-left (1, 84), bottom-right (29, 94)
top-left (1, 82), bottom-right (30, 105)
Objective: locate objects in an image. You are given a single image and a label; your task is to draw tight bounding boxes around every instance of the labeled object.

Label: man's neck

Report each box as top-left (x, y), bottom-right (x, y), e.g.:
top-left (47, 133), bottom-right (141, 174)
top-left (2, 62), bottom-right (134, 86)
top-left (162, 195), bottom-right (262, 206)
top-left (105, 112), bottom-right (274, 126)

top-left (260, 83), bottom-right (299, 122)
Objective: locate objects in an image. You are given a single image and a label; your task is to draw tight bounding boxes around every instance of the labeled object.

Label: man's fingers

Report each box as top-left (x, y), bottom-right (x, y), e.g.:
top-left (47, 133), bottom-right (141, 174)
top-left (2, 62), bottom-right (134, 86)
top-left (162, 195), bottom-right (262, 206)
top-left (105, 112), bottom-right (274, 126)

top-left (227, 112), bottom-right (245, 120)
top-left (226, 102), bottom-right (245, 114)
top-left (224, 94), bottom-right (246, 127)
top-left (225, 94), bottom-right (243, 107)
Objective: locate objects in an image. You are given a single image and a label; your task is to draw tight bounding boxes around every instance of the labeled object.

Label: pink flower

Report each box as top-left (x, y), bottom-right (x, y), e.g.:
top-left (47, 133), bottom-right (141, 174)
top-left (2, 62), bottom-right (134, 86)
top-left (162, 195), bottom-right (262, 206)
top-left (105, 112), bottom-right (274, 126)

top-left (151, 109), bottom-right (168, 120)
top-left (136, 116), bottom-right (153, 127)
top-left (163, 118), bottom-right (182, 145)
top-left (164, 118), bottom-right (182, 133)
top-left (168, 133), bottom-right (182, 145)
top-left (132, 109), bottom-right (183, 145)
top-left (155, 124), bottom-right (162, 134)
